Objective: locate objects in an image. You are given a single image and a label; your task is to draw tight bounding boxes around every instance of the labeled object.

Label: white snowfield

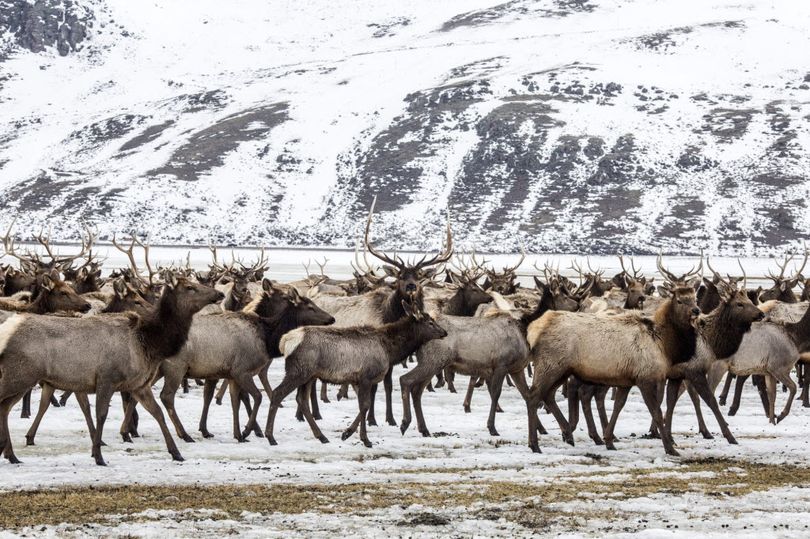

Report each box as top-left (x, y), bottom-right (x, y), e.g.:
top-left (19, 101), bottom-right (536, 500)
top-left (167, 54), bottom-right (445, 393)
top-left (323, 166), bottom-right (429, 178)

top-left (0, 0), bottom-right (809, 253)
top-left (2, 345), bottom-right (810, 536)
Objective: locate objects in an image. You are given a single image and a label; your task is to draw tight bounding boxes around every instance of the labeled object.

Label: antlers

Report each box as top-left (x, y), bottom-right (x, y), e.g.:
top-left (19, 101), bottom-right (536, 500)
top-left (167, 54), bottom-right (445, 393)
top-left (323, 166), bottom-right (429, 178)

top-left (364, 195), bottom-right (453, 272)
top-left (112, 233), bottom-right (157, 287)
top-left (656, 250), bottom-right (702, 285)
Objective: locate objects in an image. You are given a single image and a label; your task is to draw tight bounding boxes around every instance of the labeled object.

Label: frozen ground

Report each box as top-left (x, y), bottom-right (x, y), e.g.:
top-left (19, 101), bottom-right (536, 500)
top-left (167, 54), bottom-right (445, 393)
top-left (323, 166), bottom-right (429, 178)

top-left (2, 357), bottom-right (810, 537)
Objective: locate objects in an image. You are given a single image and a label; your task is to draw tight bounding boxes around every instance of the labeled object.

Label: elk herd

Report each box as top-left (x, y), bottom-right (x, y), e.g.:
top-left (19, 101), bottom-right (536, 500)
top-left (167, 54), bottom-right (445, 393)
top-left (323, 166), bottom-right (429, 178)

top-left (0, 203), bottom-right (809, 466)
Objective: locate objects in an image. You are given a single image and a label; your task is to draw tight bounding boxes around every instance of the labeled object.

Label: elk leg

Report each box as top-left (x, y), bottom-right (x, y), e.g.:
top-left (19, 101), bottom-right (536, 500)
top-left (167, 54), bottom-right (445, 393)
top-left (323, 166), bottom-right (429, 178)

top-left (505, 374), bottom-right (514, 388)
top-left (775, 370), bottom-right (797, 423)
top-left (265, 374), bottom-right (308, 445)
top-left (487, 371), bottom-right (507, 436)
top-left (400, 363), bottom-right (433, 435)
top-left (320, 380), bottom-right (329, 403)
top-left (463, 376), bottom-right (476, 413)
top-left (258, 364), bottom-right (278, 406)
top-left (383, 365), bottom-right (396, 426)
top-left (132, 385), bottom-right (184, 462)
top-left (159, 372), bottom-right (193, 443)
top-left (689, 373), bottom-right (737, 444)
top-left (595, 386), bottom-right (609, 433)
top-left (446, 368), bottom-right (457, 393)
top-left (296, 381), bottom-right (328, 443)
top-left (366, 383), bottom-right (378, 426)
top-left (75, 393), bottom-right (98, 444)
top-left (426, 380), bottom-right (434, 393)
top-left (1, 394), bottom-right (25, 464)
top-left (524, 385), bottom-right (544, 453)
top-left (49, 392), bottom-right (60, 408)
top-left (686, 382), bottom-right (713, 439)
top-left (228, 380), bottom-right (247, 442)
top-left (543, 380), bottom-right (574, 446)
top-left (580, 384), bottom-right (604, 445)
top-left (719, 373), bottom-right (735, 406)
top-left (336, 383), bottom-right (350, 401)
top-left (663, 378), bottom-right (682, 443)
top-left (215, 379), bottom-right (228, 406)
top-left (603, 387), bottom-right (630, 451)
top-left (182, 377), bottom-right (190, 394)
top-left (638, 381), bottom-right (678, 457)
top-left (765, 375), bottom-right (777, 424)
top-left (728, 375), bottom-right (749, 416)
top-left (120, 394), bottom-right (136, 443)
top-left (310, 381), bottom-right (322, 421)
top-left (237, 374), bottom-right (263, 439)
top-left (199, 379), bottom-right (217, 438)
top-left (412, 381), bottom-right (430, 437)
top-left (58, 390), bottom-right (72, 407)
top-left (567, 377), bottom-right (581, 432)
top-left (20, 389), bottom-right (31, 419)
top-left (435, 370), bottom-right (445, 389)
top-left (803, 368), bottom-right (810, 408)
top-left (121, 391), bottom-right (139, 438)
top-left (92, 388), bottom-right (113, 466)
top-left (25, 383), bottom-right (55, 446)
top-left (356, 384), bottom-right (373, 447)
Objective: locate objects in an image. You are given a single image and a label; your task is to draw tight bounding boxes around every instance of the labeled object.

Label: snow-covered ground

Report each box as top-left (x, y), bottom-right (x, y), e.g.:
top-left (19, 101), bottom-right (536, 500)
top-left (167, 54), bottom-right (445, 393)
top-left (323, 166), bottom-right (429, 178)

top-left (2, 355), bottom-right (810, 537)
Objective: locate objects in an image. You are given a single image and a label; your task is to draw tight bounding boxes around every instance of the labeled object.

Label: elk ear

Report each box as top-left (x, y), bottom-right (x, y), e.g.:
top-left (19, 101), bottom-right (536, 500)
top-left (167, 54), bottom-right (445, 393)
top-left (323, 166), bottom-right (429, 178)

top-left (483, 277), bottom-right (492, 290)
top-left (421, 268), bottom-right (437, 280)
top-left (163, 270), bottom-right (179, 289)
top-left (533, 276), bottom-right (546, 291)
top-left (288, 286), bottom-right (303, 303)
top-left (382, 265), bottom-right (398, 278)
top-left (261, 278), bottom-right (273, 292)
top-left (656, 286), bottom-right (670, 298)
top-left (787, 277), bottom-right (800, 290)
top-left (113, 279), bottom-right (126, 297)
top-left (41, 274), bottom-right (55, 291)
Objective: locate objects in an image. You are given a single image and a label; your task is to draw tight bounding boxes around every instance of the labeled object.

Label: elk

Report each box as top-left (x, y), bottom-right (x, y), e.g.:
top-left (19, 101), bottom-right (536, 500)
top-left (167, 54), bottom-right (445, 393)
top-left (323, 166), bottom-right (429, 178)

top-left (146, 280), bottom-right (334, 444)
top-left (524, 261), bottom-right (761, 455)
top-left (0, 273), bottom-right (224, 465)
top-left (265, 300), bottom-right (446, 447)
top-left (760, 251), bottom-right (808, 303)
top-left (482, 245), bottom-right (525, 295)
top-left (310, 197), bottom-right (452, 425)
top-left (400, 278), bottom-right (581, 438)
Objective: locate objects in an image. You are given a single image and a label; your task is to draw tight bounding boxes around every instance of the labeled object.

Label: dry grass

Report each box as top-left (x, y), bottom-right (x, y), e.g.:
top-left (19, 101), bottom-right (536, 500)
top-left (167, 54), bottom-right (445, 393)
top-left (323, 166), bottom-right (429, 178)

top-left (2, 457), bottom-right (809, 530)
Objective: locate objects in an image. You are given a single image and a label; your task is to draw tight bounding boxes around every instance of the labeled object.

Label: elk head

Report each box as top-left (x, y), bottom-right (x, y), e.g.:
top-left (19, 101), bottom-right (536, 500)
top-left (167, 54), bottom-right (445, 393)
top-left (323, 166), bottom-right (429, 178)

top-left (483, 244), bottom-right (525, 295)
top-left (103, 278), bottom-right (152, 314)
top-left (33, 270), bottom-right (92, 314)
top-left (760, 250), bottom-right (807, 304)
top-left (364, 196), bottom-right (453, 305)
top-left (620, 255), bottom-right (651, 309)
top-left (694, 278), bottom-right (765, 359)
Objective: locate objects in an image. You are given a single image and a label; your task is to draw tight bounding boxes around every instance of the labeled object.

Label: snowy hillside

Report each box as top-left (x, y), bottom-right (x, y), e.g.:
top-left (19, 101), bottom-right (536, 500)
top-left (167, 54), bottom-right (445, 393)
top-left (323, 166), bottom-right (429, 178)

top-left (0, 0), bottom-right (809, 254)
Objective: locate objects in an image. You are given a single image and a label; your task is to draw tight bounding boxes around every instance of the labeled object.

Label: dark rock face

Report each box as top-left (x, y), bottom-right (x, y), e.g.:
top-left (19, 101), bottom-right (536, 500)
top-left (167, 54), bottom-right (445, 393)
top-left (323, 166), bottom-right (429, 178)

top-left (0, 0), bottom-right (92, 56)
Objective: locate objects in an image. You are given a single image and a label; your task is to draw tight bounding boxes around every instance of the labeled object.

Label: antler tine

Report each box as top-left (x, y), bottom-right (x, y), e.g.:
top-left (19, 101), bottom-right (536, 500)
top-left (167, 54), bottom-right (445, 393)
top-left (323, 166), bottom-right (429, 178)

top-left (737, 258), bottom-right (747, 290)
top-left (778, 253), bottom-right (794, 279)
top-left (706, 255), bottom-right (723, 282)
top-left (1, 218), bottom-right (37, 270)
top-left (655, 252), bottom-right (680, 284)
top-left (364, 196), bottom-right (406, 270)
top-left (316, 257), bottom-right (329, 276)
top-left (629, 256), bottom-right (642, 279)
top-left (132, 235), bottom-right (157, 285)
top-left (302, 260), bottom-right (312, 278)
top-left (679, 248), bottom-right (704, 280)
top-left (112, 233), bottom-right (146, 286)
top-left (618, 254), bottom-right (629, 276)
top-left (793, 245), bottom-right (808, 279)
top-left (502, 239), bottom-right (526, 274)
top-left (207, 240), bottom-right (226, 272)
top-left (413, 208), bottom-right (454, 271)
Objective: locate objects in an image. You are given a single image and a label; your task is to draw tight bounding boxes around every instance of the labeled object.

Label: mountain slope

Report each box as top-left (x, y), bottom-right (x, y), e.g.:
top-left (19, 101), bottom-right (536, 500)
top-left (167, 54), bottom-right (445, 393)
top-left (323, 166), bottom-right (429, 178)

top-left (0, 0), bottom-right (809, 254)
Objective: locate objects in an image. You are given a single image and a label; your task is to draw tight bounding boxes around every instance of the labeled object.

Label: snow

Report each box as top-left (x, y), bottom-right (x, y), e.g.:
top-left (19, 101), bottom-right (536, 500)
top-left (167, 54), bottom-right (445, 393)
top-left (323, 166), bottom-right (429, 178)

top-left (0, 1), bottom-right (809, 252)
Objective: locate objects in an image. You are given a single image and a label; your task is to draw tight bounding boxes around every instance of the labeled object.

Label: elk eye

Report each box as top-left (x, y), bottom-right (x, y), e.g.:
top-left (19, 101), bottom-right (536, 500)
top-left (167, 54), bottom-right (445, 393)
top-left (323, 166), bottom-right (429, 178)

top-left (737, 302), bottom-right (743, 307)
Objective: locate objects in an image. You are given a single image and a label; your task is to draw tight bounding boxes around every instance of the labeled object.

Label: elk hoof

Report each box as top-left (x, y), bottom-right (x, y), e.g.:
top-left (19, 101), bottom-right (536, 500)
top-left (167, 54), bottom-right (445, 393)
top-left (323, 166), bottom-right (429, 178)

top-left (241, 429), bottom-right (253, 440)
top-left (25, 436), bottom-right (34, 447)
top-left (171, 452), bottom-right (185, 462)
top-left (94, 456), bottom-right (107, 466)
top-left (728, 408), bottom-right (738, 416)
top-left (700, 431), bottom-right (714, 440)
top-left (803, 402), bottom-right (810, 408)
top-left (529, 444), bottom-right (542, 454)
top-left (386, 418), bottom-right (397, 427)
top-left (495, 406), bottom-right (504, 413)
top-left (295, 414), bottom-right (304, 423)
top-left (718, 397), bottom-right (727, 406)
top-left (400, 422), bottom-right (409, 435)
top-left (605, 441), bottom-right (616, 451)
top-left (6, 455), bottom-right (22, 465)
top-left (341, 430), bottom-right (352, 441)
top-left (20, 412), bottom-right (30, 419)
top-left (321, 397), bottom-right (330, 404)
top-left (129, 430), bottom-right (140, 438)
top-left (318, 435), bottom-right (330, 444)
top-left (563, 433), bottom-right (575, 446)
top-left (236, 435), bottom-right (249, 443)
top-left (252, 427), bottom-right (263, 438)
top-left (121, 433), bottom-right (132, 443)
top-left (537, 425), bottom-right (547, 435)
top-left (366, 417), bottom-right (377, 427)
top-left (181, 434), bottom-right (195, 443)
top-left (313, 413), bottom-right (323, 421)
top-left (591, 437), bottom-right (604, 446)
top-left (200, 431), bottom-right (214, 439)
top-left (215, 398), bottom-right (223, 406)
top-left (448, 386), bottom-right (457, 394)
top-left (463, 407), bottom-right (471, 414)
top-left (362, 440), bottom-right (373, 448)
top-left (420, 429), bottom-right (431, 438)
top-left (777, 413), bottom-right (788, 424)
top-left (665, 447), bottom-right (680, 457)
top-left (489, 427), bottom-right (499, 437)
